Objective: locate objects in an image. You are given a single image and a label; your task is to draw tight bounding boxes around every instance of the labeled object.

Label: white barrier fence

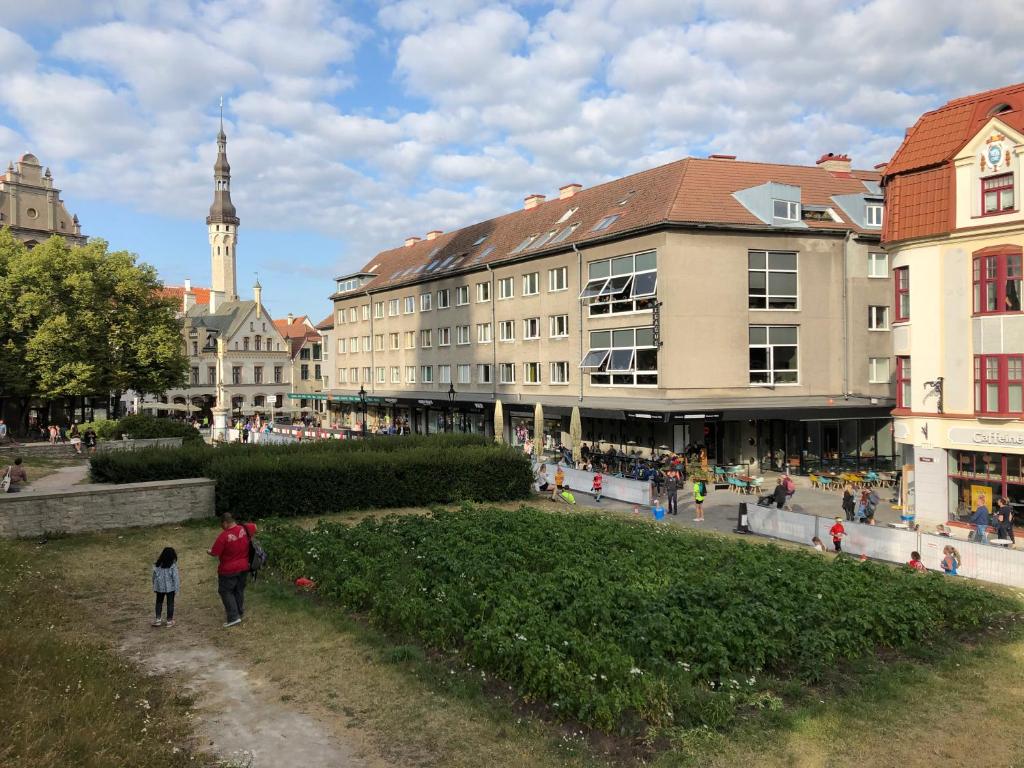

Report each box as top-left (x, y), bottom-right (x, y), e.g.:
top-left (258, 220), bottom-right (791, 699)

top-left (747, 504), bottom-right (1024, 589)
top-left (535, 462), bottom-right (651, 506)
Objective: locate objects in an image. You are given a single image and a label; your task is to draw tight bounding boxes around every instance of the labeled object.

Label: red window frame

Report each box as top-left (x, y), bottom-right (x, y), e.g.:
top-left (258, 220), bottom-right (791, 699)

top-left (974, 354), bottom-right (1024, 415)
top-left (981, 173), bottom-right (1014, 215)
top-left (972, 246), bottom-right (1023, 315)
top-left (894, 267), bottom-right (910, 322)
top-left (896, 356), bottom-right (911, 409)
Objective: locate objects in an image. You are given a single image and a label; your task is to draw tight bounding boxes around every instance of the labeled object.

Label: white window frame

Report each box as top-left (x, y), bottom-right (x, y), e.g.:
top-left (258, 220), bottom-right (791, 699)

top-left (456, 325), bottom-right (470, 345)
top-left (457, 364), bottom-right (471, 384)
top-left (337, 338), bottom-right (346, 354)
top-left (338, 367), bottom-right (347, 384)
top-left (438, 327), bottom-right (450, 347)
top-left (748, 325), bottom-right (799, 386)
top-left (420, 293), bottom-right (432, 312)
top-left (388, 298), bottom-right (399, 316)
top-left (865, 204), bottom-right (883, 227)
top-left (421, 365), bottom-right (433, 384)
top-left (456, 285), bottom-right (469, 306)
top-left (498, 276), bottom-right (514, 300)
top-left (499, 320), bottom-right (515, 342)
top-left (404, 331), bottom-right (415, 349)
top-left (773, 199), bottom-right (800, 221)
top-left (477, 363), bottom-right (492, 384)
top-left (477, 322), bottom-right (492, 344)
top-left (420, 329), bottom-right (432, 348)
top-left (374, 301), bottom-right (384, 319)
top-left (348, 307), bottom-right (357, 322)
top-left (523, 272), bottom-right (539, 296)
top-left (549, 266), bottom-right (568, 292)
top-left (523, 362), bottom-right (541, 384)
top-left (349, 336), bottom-right (358, 353)
top-left (869, 357), bottom-right (890, 384)
top-left (437, 288), bottom-right (450, 309)
top-left (868, 252), bottom-right (888, 279)
top-left (362, 335), bottom-right (371, 352)
top-left (550, 314), bottom-right (569, 338)
top-left (550, 361), bottom-right (569, 384)
top-left (391, 366), bottom-right (401, 384)
top-left (477, 281), bottom-right (491, 303)
top-left (582, 326), bottom-right (659, 387)
top-left (580, 250), bottom-right (657, 317)
top-left (523, 317), bottom-right (540, 340)
top-left (748, 250), bottom-right (798, 310)
top-left (361, 304), bottom-right (370, 321)
top-left (404, 296), bottom-right (415, 314)
top-left (389, 332), bottom-right (400, 350)
top-left (406, 366), bottom-right (416, 384)
top-left (374, 334), bottom-right (384, 352)
top-left (362, 366), bottom-right (371, 382)
top-left (499, 362), bottom-right (516, 384)
top-left (868, 305), bottom-right (890, 331)
top-left (350, 366), bottom-right (358, 383)
top-left (439, 364), bottom-right (451, 384)
top-left (376, 366), bottom-right (386, 384)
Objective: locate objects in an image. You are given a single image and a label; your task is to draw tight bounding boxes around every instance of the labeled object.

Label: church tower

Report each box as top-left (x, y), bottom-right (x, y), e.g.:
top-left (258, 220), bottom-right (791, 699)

top-left (207, 105), bottom-right (239, 301)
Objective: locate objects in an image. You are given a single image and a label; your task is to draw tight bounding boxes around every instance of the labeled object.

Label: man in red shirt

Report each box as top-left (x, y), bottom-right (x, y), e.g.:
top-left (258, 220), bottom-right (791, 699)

top-left (208, 513), bottom-right (257, 627)
top-left (829, 517), bottom-right (846, 553)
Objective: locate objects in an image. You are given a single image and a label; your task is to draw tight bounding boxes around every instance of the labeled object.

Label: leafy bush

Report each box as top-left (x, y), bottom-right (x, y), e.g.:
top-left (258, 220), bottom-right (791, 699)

top-left (81, 418), bottom-right (120, 440)
top-left (89, 435), bottom-right (532, 515)
top-left (80, 414), bottom-right (202, 444)
top-left (260, 507), bottom-right (1018, 735)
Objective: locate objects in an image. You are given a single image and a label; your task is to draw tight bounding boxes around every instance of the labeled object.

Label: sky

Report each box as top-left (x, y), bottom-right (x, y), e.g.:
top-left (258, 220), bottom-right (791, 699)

top-left (0, 0), bottom-right (1022, 321)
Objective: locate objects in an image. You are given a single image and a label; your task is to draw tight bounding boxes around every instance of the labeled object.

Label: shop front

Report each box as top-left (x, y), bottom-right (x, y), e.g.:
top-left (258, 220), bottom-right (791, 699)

top-left (511, 410), bottom-right (567, 456)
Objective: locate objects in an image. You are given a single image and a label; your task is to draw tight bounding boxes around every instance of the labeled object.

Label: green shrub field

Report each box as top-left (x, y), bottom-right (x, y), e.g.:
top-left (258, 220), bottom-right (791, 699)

top-left (261, 506), bottom-right (1017, 735)
top-left (89, 434), bottom-right (532, 516)
top-left (80, 414), bottom-right (203, 444)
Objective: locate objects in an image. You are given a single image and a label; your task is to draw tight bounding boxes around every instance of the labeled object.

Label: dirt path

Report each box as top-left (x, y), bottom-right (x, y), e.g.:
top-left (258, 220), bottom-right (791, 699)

top-left (119, 636), bottom-right (365, 768)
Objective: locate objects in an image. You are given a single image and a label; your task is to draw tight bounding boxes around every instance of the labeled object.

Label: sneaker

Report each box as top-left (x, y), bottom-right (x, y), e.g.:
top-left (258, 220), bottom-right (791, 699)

top-left (223, 618), bottom-right (242, 628)
top-left (165, 620), bottom-right (175, 628)
top-left (151, 619), bottom-right (163, 627)
top-left (694, 518), bottom-right (703, 522)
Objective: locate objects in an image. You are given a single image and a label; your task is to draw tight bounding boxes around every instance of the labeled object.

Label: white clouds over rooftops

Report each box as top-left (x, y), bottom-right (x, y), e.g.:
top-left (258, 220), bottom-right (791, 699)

top-left (0, 0), bottom-right (1021, 285)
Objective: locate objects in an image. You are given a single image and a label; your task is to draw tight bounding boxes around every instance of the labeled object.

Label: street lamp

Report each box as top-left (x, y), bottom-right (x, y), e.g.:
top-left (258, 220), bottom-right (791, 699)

top-left (358, 385), bottom-right (367, 435)
top-left (447, 383), bottom-right (456, 433)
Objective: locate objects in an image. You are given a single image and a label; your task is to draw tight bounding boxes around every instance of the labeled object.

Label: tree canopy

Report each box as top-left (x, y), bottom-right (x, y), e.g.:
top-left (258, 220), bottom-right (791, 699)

top-left (0, 229), bottom-right (188, 402)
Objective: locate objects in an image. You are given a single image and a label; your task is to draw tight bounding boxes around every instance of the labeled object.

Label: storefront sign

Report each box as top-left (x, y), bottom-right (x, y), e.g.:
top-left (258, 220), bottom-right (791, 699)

top-left (949, 427), bottom-right (1024, 447)
top-left (288, 393), bottom-right (327, 401)
top-left (328, 394), bottom-right (385, 405)
top-left (417, 399), bottom-right (434, 406)
top-left (918, 456), bottom-right (934, 463)
top-left (473, 402), bottom-right (485, 409)
top-left (384, 398), bottom-right (399, 404)
top-left (672, 413), bottom-right (722, 421)
top-left (625, 411), bottom-right (668, 422)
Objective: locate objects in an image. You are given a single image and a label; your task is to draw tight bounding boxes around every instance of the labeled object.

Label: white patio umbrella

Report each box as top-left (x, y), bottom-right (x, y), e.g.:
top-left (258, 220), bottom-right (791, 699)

top-left (494, 399), bottom-right (504, 444)
top-left (570, 405), bottom-right (582, 465)
top-left (533, 402), bottom-right (544, 458)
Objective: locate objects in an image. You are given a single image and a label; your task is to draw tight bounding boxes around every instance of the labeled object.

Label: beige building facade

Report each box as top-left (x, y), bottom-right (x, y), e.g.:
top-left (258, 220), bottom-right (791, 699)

top-left (884, 83), bottom-right (1024, 525)
top-left (329, 154), bottom-right (896, 471)
top-left (0, 153), bottom-right (84, 246)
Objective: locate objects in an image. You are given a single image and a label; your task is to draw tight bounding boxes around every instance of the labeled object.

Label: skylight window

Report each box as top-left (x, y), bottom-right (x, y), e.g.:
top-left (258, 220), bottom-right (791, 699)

top-left (556, 206), bottom-right (578, 224)
top-left (425, 260), bottom-right (441, 272)
top-left (592, 214), bottom-right (620, 232)
top-left (390, 270), bottom-right (402, 279)
top-left (437, 255), bottom-right (456, 269)
top-left (772, 200), bottom-right (800, 221)
top-left (530, 230), bottom-right (557, 250)
top-left (471, 245), bottom-right (495, 264)
top-left (550, 223), bottom-right (578, 244)
top-left (473, 235), bottom-right (487, 245)
top-left (428, 246), bottom-right (441, 258)
top-left (511, 235), bottom-right (537, 254)
top-left (414, 264), bottom-right (426, 274)
top-left (617, 191), bottom-right (636, 206)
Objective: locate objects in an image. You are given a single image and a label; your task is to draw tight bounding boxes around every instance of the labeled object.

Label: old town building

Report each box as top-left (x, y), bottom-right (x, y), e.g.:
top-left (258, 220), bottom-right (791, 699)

top-left (0, 152), bottom-right (85, 246)
top-left (884, 81), bottom-right (1024, 525)
top-left (328, 153), bottom-right (896, 472)
top-left (274, 313), bottom-right (326, 415)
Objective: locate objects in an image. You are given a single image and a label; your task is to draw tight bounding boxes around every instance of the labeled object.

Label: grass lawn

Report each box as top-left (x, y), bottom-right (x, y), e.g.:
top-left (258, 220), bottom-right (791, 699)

top-left (4, 502), bottom-right (1024, 767)
top-left (0, 447), bottom-right (88, 484)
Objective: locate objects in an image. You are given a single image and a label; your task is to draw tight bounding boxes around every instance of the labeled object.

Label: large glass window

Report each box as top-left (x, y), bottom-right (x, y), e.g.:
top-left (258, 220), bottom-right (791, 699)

top-left (388, 298), bottom-right (399, 316)
top-left (973, 247), bottom-right (1022, 314)
top-left (499, 363), bottom-right (516, 383)
top-left (748, 325), bottom-right (798, 385)
top-left (549, 267), bottom-right (567, 292)
top-left (456, 285), bottom-right (469, 305)
top-left (456, 325), bottom-right (470, 345)
top-left (982, 173), bottom-right (1014, 214)
top-left (404, 296), bottom-right (415, 314)
top-left (581, 326), bottom-right (658, 386)
top-left (748, 250), bottom-right (797, 309)
top-left (868, 252), bottom-right (888, 278)
top-left (773, 199), bottom-right (799, 221)
top-left (896, 356), bottom-right (911, 408)
top-left (550, 314), bottom-right (569, 337)
top-left (579, 250), bottom-right (657, 316)
top-left (499, 320), bottom-right (515, 342)
top-left (437, 289), bottom-right (450, 309)
top-left (498, 276), bottom-right (514, 300)
top-left (523, 362), bottom-right (541, 383)
top-left (869, 357), bottom-right (890, 384)
top-left (523, 317), bottom-right (540, 339)
top-left (523, 272), bottom-right (539, 296)
top-left (551, 361), bottom-right (569, 383)
top-left (974, 354), bottom-right (1024, 414)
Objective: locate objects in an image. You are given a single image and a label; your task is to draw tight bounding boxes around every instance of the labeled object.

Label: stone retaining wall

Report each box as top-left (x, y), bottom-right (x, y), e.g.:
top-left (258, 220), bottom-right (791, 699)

top-left (0, 478), bottom-right (215, 538)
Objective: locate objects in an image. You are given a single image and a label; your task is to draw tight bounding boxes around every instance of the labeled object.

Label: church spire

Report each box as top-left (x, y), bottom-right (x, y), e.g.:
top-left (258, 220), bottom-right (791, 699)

top-left (208, 101), bottom-right (239, 302)
top-left (207, 99), bottom-right (238, 227)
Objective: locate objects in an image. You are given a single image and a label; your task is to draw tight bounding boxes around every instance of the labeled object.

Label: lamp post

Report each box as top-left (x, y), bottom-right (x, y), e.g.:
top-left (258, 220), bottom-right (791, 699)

top-left (358, 385), bottom-right (367, 436)
top-left (447, 382), bottom-right (456, 433)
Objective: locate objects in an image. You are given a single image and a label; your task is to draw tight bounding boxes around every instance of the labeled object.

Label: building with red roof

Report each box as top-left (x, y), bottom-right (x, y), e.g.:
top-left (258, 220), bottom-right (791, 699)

top-left (882, 81), bottom-right (1024, 526)
top-left (327, 151), bottom-right (896, 468)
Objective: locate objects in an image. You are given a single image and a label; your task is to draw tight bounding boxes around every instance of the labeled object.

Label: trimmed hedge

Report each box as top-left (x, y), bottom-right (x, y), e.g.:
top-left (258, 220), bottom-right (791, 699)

top-left (89, 434), bottom-right (532, 517)
top-left (80, 414), bottom-right (203, 444)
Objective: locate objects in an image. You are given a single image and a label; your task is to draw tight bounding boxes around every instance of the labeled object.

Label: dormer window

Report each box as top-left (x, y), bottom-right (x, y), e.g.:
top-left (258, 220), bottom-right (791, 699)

top-left (983, 173), bottom-right (1014, 214)
top-left (773, 200), bottom-right (799, 221)
top-left (865, 204), bottom-right (884, 227)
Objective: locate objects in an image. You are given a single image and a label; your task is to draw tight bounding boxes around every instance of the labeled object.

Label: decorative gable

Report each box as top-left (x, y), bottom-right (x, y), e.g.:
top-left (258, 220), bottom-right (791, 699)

top-left (952, 117), bottom-right (1024, 229)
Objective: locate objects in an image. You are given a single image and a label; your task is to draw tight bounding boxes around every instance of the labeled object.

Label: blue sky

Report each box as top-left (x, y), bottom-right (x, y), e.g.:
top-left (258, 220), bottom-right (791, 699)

top-left (0, 0), bottom-right (1021, 321)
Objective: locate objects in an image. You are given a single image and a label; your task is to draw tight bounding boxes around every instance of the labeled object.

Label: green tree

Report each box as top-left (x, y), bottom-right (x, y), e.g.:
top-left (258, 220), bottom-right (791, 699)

top-left (0, 230), bottom-right (188, 425)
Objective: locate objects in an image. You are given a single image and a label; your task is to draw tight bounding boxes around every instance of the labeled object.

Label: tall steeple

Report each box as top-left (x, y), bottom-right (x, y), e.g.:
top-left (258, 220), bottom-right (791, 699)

top-left (207, 98), bottom-right (239, 302)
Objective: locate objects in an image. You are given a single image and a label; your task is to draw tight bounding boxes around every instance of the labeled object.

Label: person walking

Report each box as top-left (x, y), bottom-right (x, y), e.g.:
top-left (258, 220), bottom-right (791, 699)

top-left (940, 545), bottom-right (961, 575)
top-left (84, 427), bottom-right (97, 454)
top-left (855, 489), bottom-right (870, 524)
top-left (971, 498), bottom-right (991, 545)
top-left (551, 465), bottom-right (565, 502)
top-left (995, 496), bottom-right (1015, 544)
top-left (829, 517), bottom-right (846, 553)
top-left (0, 419), bottom-right (7, 445)
top-left (208, 514), bottom-right (257, 628)
top-left (590, 471), bottom-right (603, 503)
top-left (151, 547), bottom-right (180, 627)
top-left (665, 470), bottom-right (680, 516)
top-left (693, 477), bottom-right (706, 522)
top-left (781, 473), bottom-right (796, 510)
top-left (842, 484), bottom-right (855, 522)
top-left (772, 477), bottom-right (788, 509)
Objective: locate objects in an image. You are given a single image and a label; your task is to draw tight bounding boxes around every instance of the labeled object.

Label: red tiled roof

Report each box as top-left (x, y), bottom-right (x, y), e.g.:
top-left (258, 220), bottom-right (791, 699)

top-left (273, 316), bottom-right (317, 340)
top-left (347, 157), bottom-right (880, 296)
top-left (159, 285), bottom-right (211, 306)
top-left (883, 81), bottom-right (1024, 243)
top-left (314, 313), bottom-right (333, 330)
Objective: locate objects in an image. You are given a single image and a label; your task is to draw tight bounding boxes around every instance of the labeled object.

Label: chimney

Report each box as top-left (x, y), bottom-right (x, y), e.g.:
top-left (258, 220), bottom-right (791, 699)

top-left (404, 236), bottom-right (421, 247)
top-left (425, 229), bottom-right (442, 240)
top-left (286, 312), bottom-right (294, 326)
top-left (209, 289), bottom-right (223, 313)
top-left (253, 280), bottom-right (262, 319)
top-left (816, 152), bottom-right (852, 174)
top-left (524, 193), bottom-right (546, 210)
top-left (708, 154), bottom-right (737, 160)
top-left (559, 183), bottom-right (582, 200)
top-left (183, 278), bottom-right (196, 312)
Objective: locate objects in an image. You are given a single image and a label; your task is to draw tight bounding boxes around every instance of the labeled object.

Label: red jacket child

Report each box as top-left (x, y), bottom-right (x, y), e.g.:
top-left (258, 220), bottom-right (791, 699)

top-left (829, 518), bottom-right (846, 553)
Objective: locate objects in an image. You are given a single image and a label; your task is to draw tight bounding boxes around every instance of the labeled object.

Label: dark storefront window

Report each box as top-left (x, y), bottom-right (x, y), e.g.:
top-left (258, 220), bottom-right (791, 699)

top-left (755, 417), bottom-right (897, 474)
top-left (949, 450), bottom-right (1024, 518)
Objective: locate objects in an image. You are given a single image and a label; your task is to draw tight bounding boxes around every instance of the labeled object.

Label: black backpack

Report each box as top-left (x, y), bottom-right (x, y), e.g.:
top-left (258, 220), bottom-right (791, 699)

top-left (242, 525), bottom-right (268, 579)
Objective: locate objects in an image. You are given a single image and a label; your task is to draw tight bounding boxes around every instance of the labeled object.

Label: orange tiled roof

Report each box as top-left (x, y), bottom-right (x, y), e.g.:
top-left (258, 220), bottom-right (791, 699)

top-left (883, 81), bottom-right (1024, 243)
top-left (346, 156), bottom-right (880, 296)
top-left (273, 316), bottom-right (316, 340)
top-left (159, 285), bottom-right (210, 306)
top-left (314, 313), bottom-right (333, 330)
